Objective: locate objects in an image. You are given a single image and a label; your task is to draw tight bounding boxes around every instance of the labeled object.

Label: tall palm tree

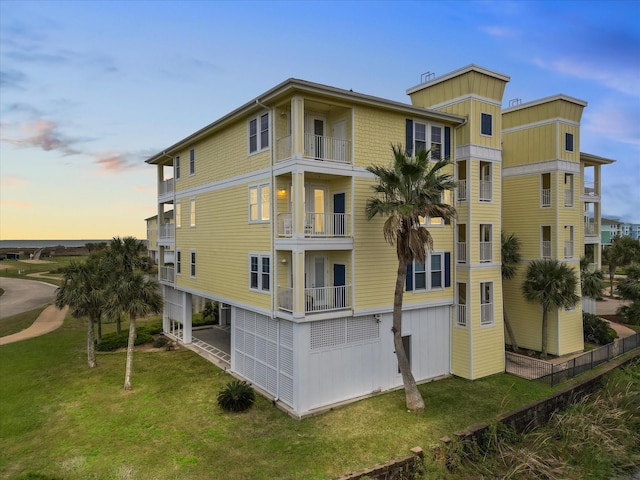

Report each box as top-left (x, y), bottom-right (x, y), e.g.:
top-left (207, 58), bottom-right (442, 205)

top-left (602, 236), bottom-right (640, 298)
top-left (106, 271), bottom-right (163, 390)
top-left (501, 232), bottom-right (521, 353)
top-left (522, 259), bottom-right (579, 358)
top-left (55, 258), bottom-right (107, 368)
top-left (580, 256), bottom-right (604, 301)
top-left (365, 144), bottom-right (456, 412)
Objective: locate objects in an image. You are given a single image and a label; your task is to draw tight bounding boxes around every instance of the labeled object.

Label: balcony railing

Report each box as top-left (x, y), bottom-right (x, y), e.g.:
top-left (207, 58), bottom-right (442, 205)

top-left (159, 266), bottom-right (175, 283)
top-left (277, 212), bottom-right (351, 237)
top-left (278, 285), bottom-right (352, 313)
top-left (457, 180), bottom-right (467, 201)
top-left (585, 222), bottom-right (597, 236)
top-left (583, 180), bottom-right (597, 197)
top-left (564, 189), bottom-right (573, 207)
top-left (481, 303), bottom-right (493, 325)
top-left (456, 304), bottom-right (467, 327)
top-left (159, 223), bottom-right (175, 240)
top-left (541, 188), bottom-right (551, 207)
top-left (159, 178), bottom-right (174, 196)
top-left (564, 241), bottom-right (574, 259)
top-left (480, 241), bottom-right (492, 262)
top-left (479, 180), bottom-right (492, 201)
top-left (457, 242), bottom-right (466, 263)
top-left (304, 133), bottom-right (351, 164)
top-left (542, 241), bottom-right (552, 259)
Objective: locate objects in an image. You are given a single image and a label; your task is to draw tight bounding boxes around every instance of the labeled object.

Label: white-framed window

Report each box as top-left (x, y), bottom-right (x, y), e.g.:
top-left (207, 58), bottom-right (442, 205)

top-left (481, 113), bottom-right (492, 136)
top-left (190, 250), bottom-right (196, 278)
top-left (406, 252), bottom-right (445, 291)
top-left (456, 282), bottom-right (467, 327)
top-left (190, 198), bottom-right (196, 227)
top-left (176, 250), bottom-right (181, 275)
top-left (479, 161), bottom-right (492, 201)
top-left (412, 121), bottom-right (444, 158)
top-left (249, 113), bottom-right (270, 154)
top-left (249, 254), bottom-right (270, 292)
top-left (175, 202), bottom-right (181, 228)
top-left (175, 156), bottom-right (181, 180)
top-left (414, 122), bottom-right (427, 154)
top-left (480, 224), bottom-right (492, 262)
top-left (565, 133), bottom-right (574, 152)
top-left (431, 125), bottom-right (442, 160)
top-left (249, 184), bottom-right (270, 222)
top-left (480, 282), bottom-right (494, 326)
top-left (189, 148), bottom-right (195, 175)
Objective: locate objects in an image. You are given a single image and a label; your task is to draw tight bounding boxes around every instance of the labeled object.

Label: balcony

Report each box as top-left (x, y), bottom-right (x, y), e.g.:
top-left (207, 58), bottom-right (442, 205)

top-left (564, 241), bottom-right (574, 259)
top-left (278, 285), bottom-right (352, 314)
top-left (277, 212), bottom-right (351, 237)
top-left (456, 304), bottom-right (467, 327)
top-left (585, 221), bottom-right (598, 236)
top-left (275, 134), bottom-right (352, 164)
top-left (456, 242), bottom-right (466, 263)
top-left (542, 241), bottom-right (552, 259)
top-left (159, 265), bottom-right (175, 284)
top-left (583, 180), bottom-right (598, 197)
top-left (159, 178), bottom-right (174, 196)
top-left (158, 223), bottom-right (175, 241)
top-left (480, 303), bottom-right (493, 325)
top-left (564, 189), bottom-right (573, 207)
top-left (479, 180), bottom-right (492, 201)
top-left (541, 188), bottom-right (551, 207)
top-left (457, 180), bottom-right (467, 201)
top-left (479, 241), bottom-right (492, 262)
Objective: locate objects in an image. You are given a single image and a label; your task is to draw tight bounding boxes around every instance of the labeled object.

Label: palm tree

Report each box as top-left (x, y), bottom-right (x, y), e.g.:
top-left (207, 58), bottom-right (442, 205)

top-left (616, 263), bottom-right (640, 324)
top-left (602, 236), bottom-right (640, 298)
top-left (365, 144), bottom-right (456, 412)
top-left (522, 259), bottom-right (579, 358)
top-left (501, 232), bottom-right (521, 353)
top-left (55, 257), bottom-right (107, 368)
top-left (106, 271), bottom-right (163, 390)
top-left (580, 256), bottom-right (604, 301)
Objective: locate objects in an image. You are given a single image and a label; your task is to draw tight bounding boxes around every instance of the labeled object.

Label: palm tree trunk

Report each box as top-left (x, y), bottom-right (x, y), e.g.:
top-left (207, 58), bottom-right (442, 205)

top-left (124, 315), bottom-right (136, 390)
top-left (503, 309), bottom-right (519, 353)
top-left (116, 315), bottom-right (122, 335)
top-left (393, 261), bottom-right (424, 412)
top-left (541, 308), bottom-right (548, 359)
top-left (87, 317), bottom-right (97, 368)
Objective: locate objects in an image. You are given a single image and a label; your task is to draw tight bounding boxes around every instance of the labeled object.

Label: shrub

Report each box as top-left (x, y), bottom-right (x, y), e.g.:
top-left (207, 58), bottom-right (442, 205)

top-left (152, 335), bottom-right (169, 348)
top-left (96, 325), bottom-right (157, 352)
top-left (217, 380), bottom-right (255, 412)
top-left (583, 313), bottom-right (617, 345)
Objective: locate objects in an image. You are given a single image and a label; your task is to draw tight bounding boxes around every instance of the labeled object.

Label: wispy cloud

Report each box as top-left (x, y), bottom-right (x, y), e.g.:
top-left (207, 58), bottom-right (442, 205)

top-left (1, 119), bottom-right (81, 155)
top-left (0, 200), bottom-right (32, 208)
top-left (583, 99), bottom-right (640, 147)
top-left (93, 149), bottom-right (156, 173)
top-left (0, 175), bottom-right (29, 189)
top-left (0, 68), bottom-right (28, 89)
top-left (480, 26), bottom-right (518, 38)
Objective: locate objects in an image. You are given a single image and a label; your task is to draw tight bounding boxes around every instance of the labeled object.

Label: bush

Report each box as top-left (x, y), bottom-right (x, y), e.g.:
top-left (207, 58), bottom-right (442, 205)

top-left (217, 380), bottom-right (255, 412)
top-left (152, 335), bottom-right (169, 348)
top-left (96, 325), bottom-right (158, 351)
top-left (583, 313), bottom-right (617, 345)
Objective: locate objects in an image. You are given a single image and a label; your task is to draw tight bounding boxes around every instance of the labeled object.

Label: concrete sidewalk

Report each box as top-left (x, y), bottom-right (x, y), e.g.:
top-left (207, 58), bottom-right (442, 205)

top-left (0, 305), bottom-right (68, 346)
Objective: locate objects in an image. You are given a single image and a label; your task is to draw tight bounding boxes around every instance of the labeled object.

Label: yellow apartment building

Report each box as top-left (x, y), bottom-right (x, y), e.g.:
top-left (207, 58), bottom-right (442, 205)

top-left (146, 64), bottom-right (612, 416)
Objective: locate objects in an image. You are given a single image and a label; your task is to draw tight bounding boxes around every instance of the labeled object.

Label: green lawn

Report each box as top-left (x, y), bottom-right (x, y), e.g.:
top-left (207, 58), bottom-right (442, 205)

top-left (0, 256), bottom-right (81, 287)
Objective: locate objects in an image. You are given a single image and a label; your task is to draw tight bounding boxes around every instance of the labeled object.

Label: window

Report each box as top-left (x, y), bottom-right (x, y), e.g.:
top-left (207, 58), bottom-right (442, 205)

top-left (249, 184), bottom-right (270, 222)
top-left (176, 250), bottom-right (181, 275)
top-left (175, 202), bottom-right (181, 228)
top-left (406, 252), bottom-right (447, 291)
top-left (479, 161), bottom-right (492, 201)
top-left (431, 126), bottom-right (442, 160)
top-left (481, 113), bottom-right (492, 136)
top-left (190, 199), bottom-right (196, 227)
top-left (415, 122), bottom-right (427, 154)
top-left (189, 148), bottom-right (195, 175)
top-left (407, 119), bottom-right (448, 158)
top-left (249, 113), bottom-right (270, 153)
top-left (190, 251), bottom-right (196, 277)
top-left (249, 254), bottom-right (270, 292)
top-left (480, 224), bottom-right (492, 262)
top-left (480, 282), bottom-right (493, 326)
top-left (565, 133), bottom-right (574, 152)
top-left (175, 156), bottom-right (181, 180)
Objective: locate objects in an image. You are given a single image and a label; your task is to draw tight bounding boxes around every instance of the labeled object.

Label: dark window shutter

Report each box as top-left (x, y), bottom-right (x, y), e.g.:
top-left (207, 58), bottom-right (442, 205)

top-left (444, 252), bottom-right (451, 287)
top-left (444, 126), bottom-right (451, 159)
top-left (406, 119), bottom-right (413, 156)
top-left (405, 262), bottom-right (413, 291)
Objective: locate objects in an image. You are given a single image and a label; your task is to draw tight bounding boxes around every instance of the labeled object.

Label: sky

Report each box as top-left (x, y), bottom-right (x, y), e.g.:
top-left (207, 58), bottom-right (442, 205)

top-left (1, 0), bottom-right (639, 240)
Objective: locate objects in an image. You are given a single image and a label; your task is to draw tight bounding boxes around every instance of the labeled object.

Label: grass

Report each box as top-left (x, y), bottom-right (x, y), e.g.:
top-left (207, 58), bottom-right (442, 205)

top-left (0, 256), bottom-right (80, 287)
top-left (0, 306), bottom-right (49, 338)
top-left (0, 313), bottom-right (557, 480)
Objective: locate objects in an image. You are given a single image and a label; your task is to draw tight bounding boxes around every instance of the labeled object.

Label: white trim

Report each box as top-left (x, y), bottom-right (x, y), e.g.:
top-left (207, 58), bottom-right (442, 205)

top-left (189, 249), bottom-right (196, 278)
top-left (354, 298), bottom-right (454, 316)
top-left (189, 148), bottom-right (196, 176)
top-left (480, 112), bottom-right (493, 137)
top-left (189, 197), bottom-right (196, 227)
top-left (454, 144), bottom-right (501, 162)
top-left (248, 112), bottom-right (270, 155)
top-left (175, 249), bottom-right (182, 276)
top-left (502, 159), bottom-right (580, 178)
top-left (421, 93), bottom-right (503, 111)
top-left (248, 183), bottom-right (270, 223)
top-left (406, 64), bottom-right (510, 94)
top-left (502, 117), bottom-right (580, 134)
top-left (249, 252), bottom-right (271, 294)
top-left (502, 93), bottom-right (587, 113)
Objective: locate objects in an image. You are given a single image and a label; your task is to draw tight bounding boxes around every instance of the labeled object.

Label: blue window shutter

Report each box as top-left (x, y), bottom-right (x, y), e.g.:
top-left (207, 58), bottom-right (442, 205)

top-left (444, 252), bottom-right (451, 287)
top-left (444, 126), bottom-right (451, 159)
top-left (406, 262), bottom-right (413, 291)
top-left (406, 119), bottom-right (413, 156)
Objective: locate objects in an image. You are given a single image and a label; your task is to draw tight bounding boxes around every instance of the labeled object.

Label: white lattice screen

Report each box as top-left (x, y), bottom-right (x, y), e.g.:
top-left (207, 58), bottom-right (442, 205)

top-left (311, 316), bottom-right (379, 350)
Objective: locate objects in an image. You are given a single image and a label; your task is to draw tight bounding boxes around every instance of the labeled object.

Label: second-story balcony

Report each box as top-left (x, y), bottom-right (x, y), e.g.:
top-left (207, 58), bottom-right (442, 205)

top-left (276, 134), bottom-right (352, 164)
top-left (456, 304), bottom-right (467, 327)
top-left (480, 241), bottom-right (492, 262)
top-left (457, 242), bottom-right (466, 263)
top-left (479, 180), bottom-right (492, 202)
top-left (278, 285), bottom-right (352, 314)
top-left (584, 221), bottom-right (598, 236)
top-left (564, 241), bottom-right (574, 259)
top-left (159, 265), bottom-right (175, 284)
top-left (542, 241), bottom-right (552, 259)
top-left (583, 180), bottom-right (599, 198)
top-left (541, 188), bottom-right (551, 207)
top-left (158, 223), bottom-right (175, 242)
top-left (277, 212), bottom-right (351, 238)
top-left (457, 179), bottom-right (467, 202)
top-left (159, 178), bottom-right (174, 197)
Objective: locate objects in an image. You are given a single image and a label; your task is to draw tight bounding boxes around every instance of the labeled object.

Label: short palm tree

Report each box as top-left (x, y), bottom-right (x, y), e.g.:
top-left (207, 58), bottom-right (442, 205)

top-left (55, 258), bottom-right (107, 368)
top-left (366, 144), bottom-right (456, 412)
top-left (501, 232), bottom-right (521, 353)
top-left (522, 259), bottom-right (579, 358)
top-left (580, 256), bottom-right (604, 301)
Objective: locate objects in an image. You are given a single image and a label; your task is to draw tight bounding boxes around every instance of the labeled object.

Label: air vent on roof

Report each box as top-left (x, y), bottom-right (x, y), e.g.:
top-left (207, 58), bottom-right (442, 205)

top-left (420, 71), bottom-right (435, 84)
top-left (509, 98), bottom-right (522, 107)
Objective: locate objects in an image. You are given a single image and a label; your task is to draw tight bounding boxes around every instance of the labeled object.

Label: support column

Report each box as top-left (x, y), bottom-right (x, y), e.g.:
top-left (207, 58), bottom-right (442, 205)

top-left (182, 292), bottom-right (193, 344)
top-left (293, 250), bottom-right (305, 319)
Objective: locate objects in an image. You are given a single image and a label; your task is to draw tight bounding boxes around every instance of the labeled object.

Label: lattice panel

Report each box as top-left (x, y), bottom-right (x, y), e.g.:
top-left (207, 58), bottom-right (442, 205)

top-left (245, 311), bottom-right (256, 333)
top-left (235, 329), bottom-right (244, 350)
top-left (267, 341), bottom-right (278, 366)
top-left (245, 332), bottom-right (255, 357)
top-left (235, 309), bottom-right (244, 329)
top-left (236, 352), bottom-right (244, 376)
top-left (280, 346), bottom-right (294, 376)
top-left (255, 336), bottom-right (267, 363)
top-left (346, 316), bottom-right (380, 343)
top-left (281, 321), bottom-right (293, 348)
top-left (267, 318), bottom-right (278, 341)
top-left (245, 357), bottom-right (255, 380)
top-left (310, 318), bottom-right (346, 350)
top-left (255, 362), bottom-right (267, 390)
top-left (267, 367), bottom-right (278, 394)
top-left (279, 374), bottom-right (294, 406)
top-left (256, 315), bottom-right (268, 337)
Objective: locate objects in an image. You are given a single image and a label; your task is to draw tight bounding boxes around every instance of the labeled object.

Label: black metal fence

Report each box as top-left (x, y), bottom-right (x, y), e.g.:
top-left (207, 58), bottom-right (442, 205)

top-left (506, 333), bottom-right (640, 386)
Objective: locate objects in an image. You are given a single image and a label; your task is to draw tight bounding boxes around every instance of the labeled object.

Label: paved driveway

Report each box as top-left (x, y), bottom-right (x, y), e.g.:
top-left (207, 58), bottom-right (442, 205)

top-left (0, 277), bottom-right (57, 319)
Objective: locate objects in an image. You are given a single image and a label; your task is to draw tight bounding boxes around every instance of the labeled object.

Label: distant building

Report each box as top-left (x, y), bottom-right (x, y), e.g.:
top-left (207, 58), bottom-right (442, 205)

top-left (601, 217), bottom-right (640, 244)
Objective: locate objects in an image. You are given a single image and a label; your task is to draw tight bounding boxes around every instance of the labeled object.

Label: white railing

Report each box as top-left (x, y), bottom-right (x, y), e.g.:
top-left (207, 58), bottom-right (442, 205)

top-left (305, 212), bottom-right (350, 237)
top-left (159, 223), bottom-right (175, 240)
top-left (585, 222), bottom-right (597, 236)
top-left (305, 285), bottom-right (352, 313)
top-left (159, 178), bottom-right (174, 196)
top-left (583, 180), bottom-right (597, 197)
top-left (278, 287), bottom-right (293, 312)
top-left (457, 180), bottom-right (467, 201)
top-left (564, 189), bottom-right (573, 207)
top-left (304, 133), bottom-right (351, 164)
top-left (542, 241), bottom-right (552, 259)
top-left (276, 135), bottom-right (292, 162)
top-left (541, 188), bottom-right (551, 207)
top-left (456, 304), bottom-right (467, 327)
top-left (278, 213), bottom-right (293, 237)
top-left (481, 303), bottom-right (493, 325)
top-left (480, 241), bottom-right (492, 262)
top-left (159, 266), bottom-right (175, 283)
top-left (457, 242), bottom-right (466, 263)
top-left (479, 180), bottom-right (492, 201)
top-left (564, 241), bottom-right (574, 259)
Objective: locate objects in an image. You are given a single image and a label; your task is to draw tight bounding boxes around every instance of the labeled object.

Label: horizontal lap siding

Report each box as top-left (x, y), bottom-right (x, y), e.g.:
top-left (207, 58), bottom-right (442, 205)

top-left (353, 106), bottom-right (404, 169)
top-left (558, 307), bottom-right (584, 355)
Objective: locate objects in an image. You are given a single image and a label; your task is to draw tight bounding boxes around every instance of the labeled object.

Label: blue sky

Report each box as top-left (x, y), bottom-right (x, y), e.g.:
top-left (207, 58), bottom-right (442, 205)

top-left (1, 0), bottom-right (639, 240)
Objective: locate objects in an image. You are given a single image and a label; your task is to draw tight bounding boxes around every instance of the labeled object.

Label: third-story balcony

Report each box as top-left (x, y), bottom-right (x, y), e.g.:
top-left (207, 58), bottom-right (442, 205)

top-left (584, 221), bottom-right (598, 236)
top-left (158, 223), bottom-right (175, 242)
top-left (159, 265), bottom-right (175, 284)
top-left (583, 180), bottom-right (598, 197)
top-left (276, 134), bottom-right (352, 164)
top-left (564, 241), bottom-right (574, 259)
top-left (457, 242), bottom-right (466, 263)
top-left (159, 178), bottom-right (174, 196)
top-left (542, 240), bottom-right (552, 259)
top-left (479, 180), bottom-right (492, 201)
top-left (277, 212), bottom-right (351, 238)
top-left (278, 285), bottom-right (352, 314)
top-left (457, 179), bottom-right (467, 201)
top-left (479, 241), bottom-right (492, 262)
top-left (541, 188), bottom-right (551, 207)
